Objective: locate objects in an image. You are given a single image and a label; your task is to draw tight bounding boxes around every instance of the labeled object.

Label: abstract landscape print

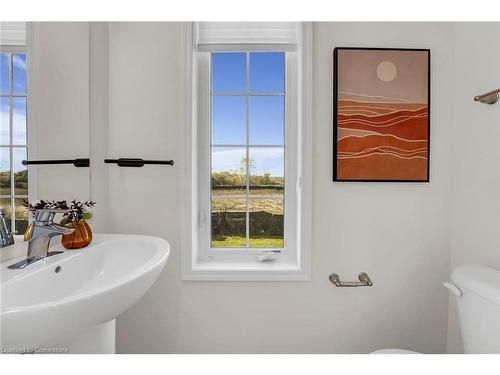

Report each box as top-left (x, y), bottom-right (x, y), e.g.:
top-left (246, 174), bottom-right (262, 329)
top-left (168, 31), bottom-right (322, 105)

top-left (333, 48), bottom-right (430, 181)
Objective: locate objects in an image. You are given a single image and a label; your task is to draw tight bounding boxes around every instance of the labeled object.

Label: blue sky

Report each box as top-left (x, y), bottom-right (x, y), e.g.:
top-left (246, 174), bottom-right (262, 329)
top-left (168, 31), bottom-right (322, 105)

top-left (0, 146), bottom-right (26, 173)
top-left (1, 53), bottom-right (27, 173)
top-left (211, 52), bottom-right (285, 177)
top-left (1, 54), bottom-right (26, 94)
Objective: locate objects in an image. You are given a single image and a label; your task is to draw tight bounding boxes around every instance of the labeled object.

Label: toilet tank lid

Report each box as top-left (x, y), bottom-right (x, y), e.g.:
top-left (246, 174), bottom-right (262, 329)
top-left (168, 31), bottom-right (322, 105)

top-left (451, 264), bottom-right (500, 306)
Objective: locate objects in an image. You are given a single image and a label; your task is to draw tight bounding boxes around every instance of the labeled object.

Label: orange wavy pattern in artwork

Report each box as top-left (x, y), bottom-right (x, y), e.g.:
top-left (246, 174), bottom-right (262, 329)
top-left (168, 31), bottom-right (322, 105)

top-left (336, 100), bottom-right (429, 180)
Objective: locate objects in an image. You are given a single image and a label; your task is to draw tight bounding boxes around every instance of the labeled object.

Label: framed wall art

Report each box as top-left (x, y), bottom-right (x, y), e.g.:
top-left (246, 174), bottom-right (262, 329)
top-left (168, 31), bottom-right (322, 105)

top-left (333, 47), bottom-right (430, 182)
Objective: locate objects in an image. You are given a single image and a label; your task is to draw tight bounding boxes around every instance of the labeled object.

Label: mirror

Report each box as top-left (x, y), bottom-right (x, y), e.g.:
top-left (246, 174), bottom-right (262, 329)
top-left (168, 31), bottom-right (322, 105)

top-left (0, 22), bottom-right (91, 235)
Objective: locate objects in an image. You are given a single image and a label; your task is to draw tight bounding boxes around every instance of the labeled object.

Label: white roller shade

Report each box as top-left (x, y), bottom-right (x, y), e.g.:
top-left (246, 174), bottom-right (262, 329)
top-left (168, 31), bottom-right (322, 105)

top-left (0, 22), bottom-right (26, 46)
top-left (196, 22), bottom-right (298, 51)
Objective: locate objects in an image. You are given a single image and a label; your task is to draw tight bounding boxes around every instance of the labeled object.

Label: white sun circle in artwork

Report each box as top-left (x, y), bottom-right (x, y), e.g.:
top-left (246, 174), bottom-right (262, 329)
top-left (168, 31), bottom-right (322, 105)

top-left (376, 61), bottom-right (398, 82)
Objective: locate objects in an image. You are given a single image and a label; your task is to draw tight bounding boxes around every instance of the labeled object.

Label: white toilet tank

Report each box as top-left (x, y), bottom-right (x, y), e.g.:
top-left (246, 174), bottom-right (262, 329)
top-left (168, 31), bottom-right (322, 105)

top-left (451, 264), bottom-right (500, 353)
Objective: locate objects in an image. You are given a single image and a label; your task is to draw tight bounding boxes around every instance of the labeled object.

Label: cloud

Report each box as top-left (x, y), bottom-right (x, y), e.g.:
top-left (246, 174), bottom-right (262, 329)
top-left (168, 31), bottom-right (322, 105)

top-left (12, 54), bottom-right (26, 71)
top-left (212, 147), bottom-right (284, 176)
top-left (1, 103), bottom-right (27, 145)
top-left (211, 148), bottom-right (245, 173)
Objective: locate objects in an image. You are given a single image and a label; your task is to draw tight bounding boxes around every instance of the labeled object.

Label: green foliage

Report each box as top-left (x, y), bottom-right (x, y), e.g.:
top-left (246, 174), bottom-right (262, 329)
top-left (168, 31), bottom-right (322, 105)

top-left (211, 158), bottom-right (284, 189)
top-left (211, 171), bottom-right (246, 187)
top-left (0, 170), bottom-right (28, 195)
top-left (14, 170), bottom-right (28, 194)
top-left (211, 171), bottom-right (284, 188)
top-left (250, 172), bottom-right (283, 187)
top-left (0, 171), bottom-right (10, 194)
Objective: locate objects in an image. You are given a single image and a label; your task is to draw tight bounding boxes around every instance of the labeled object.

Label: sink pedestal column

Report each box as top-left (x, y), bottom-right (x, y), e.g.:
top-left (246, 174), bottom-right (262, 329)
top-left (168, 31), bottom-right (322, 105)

top-left (61, 319), bottom-right (116, 354)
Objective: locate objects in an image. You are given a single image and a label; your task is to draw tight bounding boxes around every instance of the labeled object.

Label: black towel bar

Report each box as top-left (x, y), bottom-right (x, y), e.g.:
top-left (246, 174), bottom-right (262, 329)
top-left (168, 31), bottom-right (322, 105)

top-left (22, 158), bottom-right (90, 167)
top-left (104, 158), bottom-right (174, 167)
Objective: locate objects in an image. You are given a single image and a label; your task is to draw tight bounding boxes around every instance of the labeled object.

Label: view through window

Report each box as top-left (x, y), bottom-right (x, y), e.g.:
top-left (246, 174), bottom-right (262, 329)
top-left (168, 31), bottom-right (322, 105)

top-left (0, 51), bottom-right (28, 235)
top-left (210, 52), bottom-right (285, 248)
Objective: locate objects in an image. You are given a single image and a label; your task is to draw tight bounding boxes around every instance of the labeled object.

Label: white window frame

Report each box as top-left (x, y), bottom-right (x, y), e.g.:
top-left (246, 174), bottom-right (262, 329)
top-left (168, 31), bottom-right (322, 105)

top-left (182, 23), bottom-right (312, 281)
top-left (0, 23), bottom-right (38, 239)
top-left (0, 44), bottom-right (28, 235)
top-left (197, 51), bottom-right (295, 261)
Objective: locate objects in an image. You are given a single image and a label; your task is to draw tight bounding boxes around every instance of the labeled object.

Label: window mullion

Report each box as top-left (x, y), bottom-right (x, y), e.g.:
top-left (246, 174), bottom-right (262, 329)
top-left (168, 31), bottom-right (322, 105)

top-left (245, 52), bottom-right (250, 248)
top-left (3, 51), bottom-right (28, 235)
top-left (9, 53), bottom-right (15, 233)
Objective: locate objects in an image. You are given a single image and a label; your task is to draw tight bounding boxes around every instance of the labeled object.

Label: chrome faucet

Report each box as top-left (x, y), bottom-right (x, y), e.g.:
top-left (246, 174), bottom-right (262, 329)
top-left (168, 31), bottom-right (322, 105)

top-left (8, 209), bottom-right (75, 270)
top-left (0, 208), bottom-right (15, 247)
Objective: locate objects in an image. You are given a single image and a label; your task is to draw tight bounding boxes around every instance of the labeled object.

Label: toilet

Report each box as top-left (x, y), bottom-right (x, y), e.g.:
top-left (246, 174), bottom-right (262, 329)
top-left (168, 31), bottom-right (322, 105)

top-left (373, 264), bottom-right (500, 354)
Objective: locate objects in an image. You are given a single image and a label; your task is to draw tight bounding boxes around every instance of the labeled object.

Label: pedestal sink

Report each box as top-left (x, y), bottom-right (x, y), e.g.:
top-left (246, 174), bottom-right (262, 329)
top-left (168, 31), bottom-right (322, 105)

top-left (0, 234), bottom-right (169, 354)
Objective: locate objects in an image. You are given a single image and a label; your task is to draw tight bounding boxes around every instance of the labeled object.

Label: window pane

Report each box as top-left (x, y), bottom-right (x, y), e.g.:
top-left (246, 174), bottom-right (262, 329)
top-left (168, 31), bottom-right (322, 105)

top-left (211, 96), bottom-right (246, 145)
top-left (12, 54), bottom-right (26, 94)
top-left (250, 52), bottom-right (285, 93)
top-left (0, 197), bottom-right (12, 229)
top-left (13, 147), bottom-right (27, 195)
top-left (0, 53), bottom-right (9, 94)
top-left (1, 147), bottom-right (10, 195)
top-left (211, 147), bottom-right (246, 197)
top-left (249, 198), bottom-right (284, 248)
top-left (211, 52), bottom-right (246, 93)
top-left (249, 96), bottom-right (284, 145)
top-left (249, 147), bottom-right (284, 196)
top-left (14, 197), bottom-right (28, 235)
top-left (13, 97), bottom-right (26, 145)
top-left (211, 198), bottom-right (247, 248)
top-left (1, 97), bottom-right (9, 145)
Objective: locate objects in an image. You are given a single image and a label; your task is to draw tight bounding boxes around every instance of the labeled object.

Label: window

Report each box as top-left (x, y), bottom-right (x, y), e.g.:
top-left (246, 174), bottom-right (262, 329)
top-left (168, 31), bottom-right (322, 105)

top-left (183, 23), bottom-right (312, 280)
top-left (0, 49), bottom-right (29, 235)
top-left (210, 52), bottom-right (285, 249)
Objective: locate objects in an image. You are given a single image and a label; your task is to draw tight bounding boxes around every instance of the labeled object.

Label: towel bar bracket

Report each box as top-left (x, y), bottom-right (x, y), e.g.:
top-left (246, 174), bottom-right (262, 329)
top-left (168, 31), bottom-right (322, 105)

top-left (474, 88), bottom-right (500, 104)
top-left (329, 272), bottom-right (373, 287)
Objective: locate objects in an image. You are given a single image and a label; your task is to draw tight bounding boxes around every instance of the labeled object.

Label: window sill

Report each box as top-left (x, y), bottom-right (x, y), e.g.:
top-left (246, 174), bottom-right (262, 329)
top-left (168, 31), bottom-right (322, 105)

top-left (182, 259), bottom-right (311, 281)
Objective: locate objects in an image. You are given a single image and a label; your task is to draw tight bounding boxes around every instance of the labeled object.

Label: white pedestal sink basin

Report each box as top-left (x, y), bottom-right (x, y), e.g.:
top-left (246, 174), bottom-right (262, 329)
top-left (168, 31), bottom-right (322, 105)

top-left (0, 234), bottom-right (169, 354)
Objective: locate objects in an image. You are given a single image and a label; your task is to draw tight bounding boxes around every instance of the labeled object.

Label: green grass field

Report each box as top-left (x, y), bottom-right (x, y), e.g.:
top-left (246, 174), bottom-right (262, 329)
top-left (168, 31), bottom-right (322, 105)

top-left (211, 185), bottom-right (284, 248)
top-left (211, 235), bottom-right (284, 248)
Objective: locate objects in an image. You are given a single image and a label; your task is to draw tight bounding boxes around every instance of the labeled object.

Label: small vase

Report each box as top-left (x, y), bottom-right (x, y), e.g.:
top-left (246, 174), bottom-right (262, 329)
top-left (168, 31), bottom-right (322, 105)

top-left (24, 223), bottom-right (34, 241)
top-left (61, 220), bottom-right (93, 249)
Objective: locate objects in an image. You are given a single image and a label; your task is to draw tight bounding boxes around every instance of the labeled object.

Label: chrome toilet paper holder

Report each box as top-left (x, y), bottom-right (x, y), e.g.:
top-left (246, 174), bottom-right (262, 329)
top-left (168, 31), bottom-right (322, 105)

top-left (329, 272), bottom-right (373, 287)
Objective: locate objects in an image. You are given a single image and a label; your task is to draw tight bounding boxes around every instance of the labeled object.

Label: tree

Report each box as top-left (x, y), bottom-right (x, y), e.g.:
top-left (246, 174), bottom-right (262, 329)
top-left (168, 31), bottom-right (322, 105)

top-left (240, 157), bottom-right (255, 176)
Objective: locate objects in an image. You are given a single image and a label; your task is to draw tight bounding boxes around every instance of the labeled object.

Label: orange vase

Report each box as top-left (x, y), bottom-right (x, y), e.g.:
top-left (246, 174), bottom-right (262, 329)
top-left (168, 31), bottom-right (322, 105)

top-left (61, 220), bottom-right (93, 249)
top-left (24, 222), bottom-right (34, 241)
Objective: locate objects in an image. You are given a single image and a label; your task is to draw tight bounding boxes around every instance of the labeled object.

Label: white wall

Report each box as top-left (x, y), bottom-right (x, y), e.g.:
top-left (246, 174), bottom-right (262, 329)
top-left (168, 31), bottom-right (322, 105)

top-left (102, 22), bottom-right (455, 353)
top-left (31, 22), bottom-right (90, 202)
top-left (446, 23), bottom-right (500, 353)
top-left (312, 22), bottom-right (454, 354)
top-left (89, 22), bottom-right (109, 233)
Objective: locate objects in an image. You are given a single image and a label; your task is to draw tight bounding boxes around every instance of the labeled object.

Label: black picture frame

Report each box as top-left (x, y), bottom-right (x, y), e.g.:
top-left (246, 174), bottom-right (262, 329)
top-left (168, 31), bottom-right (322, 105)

top-left (333, 47), bottom-right (431, 182)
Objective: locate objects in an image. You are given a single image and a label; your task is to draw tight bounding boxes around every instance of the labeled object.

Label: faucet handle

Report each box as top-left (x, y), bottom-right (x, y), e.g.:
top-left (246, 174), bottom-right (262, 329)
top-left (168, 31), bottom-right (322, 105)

top-left (34, 208), bottom-right (70, 223)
